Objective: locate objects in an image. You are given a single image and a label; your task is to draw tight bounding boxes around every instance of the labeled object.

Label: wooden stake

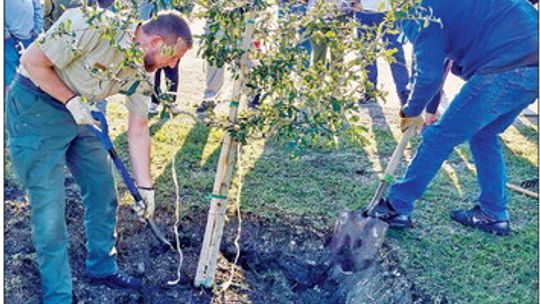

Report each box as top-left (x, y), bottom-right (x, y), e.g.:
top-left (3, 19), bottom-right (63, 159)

top-left (194, 11), bottom-right (256, 288)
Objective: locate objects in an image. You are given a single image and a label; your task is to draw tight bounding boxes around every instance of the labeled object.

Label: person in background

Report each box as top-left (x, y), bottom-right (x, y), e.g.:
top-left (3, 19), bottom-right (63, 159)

top-left (5, 0), bottom-right (43, 92)
top-left (42, 0), bottom-right (82, 31)
top-left (307, 0), bottom-right (356, 68)
top-left (198, 4), bottom-right (257, 113)
top-left (279, 0), bottom-right (312, 54)
top-left (141, 0), bottom-right (187, 115)
top-left (355, 0), bottom-right (410, 104)
top-left (198, 19), bottom-right (226, 113)
top-left (368, 0), bottom-right (538, 236)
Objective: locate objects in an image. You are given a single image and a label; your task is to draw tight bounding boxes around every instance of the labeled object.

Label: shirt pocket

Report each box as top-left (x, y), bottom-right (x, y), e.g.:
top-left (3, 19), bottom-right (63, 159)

top-left (78, 53), bottom-right (117, 100)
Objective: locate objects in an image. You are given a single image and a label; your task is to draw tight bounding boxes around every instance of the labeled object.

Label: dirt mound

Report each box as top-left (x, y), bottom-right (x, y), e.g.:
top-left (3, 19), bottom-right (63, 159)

top-left (4, 177), bottom-right (433, 303)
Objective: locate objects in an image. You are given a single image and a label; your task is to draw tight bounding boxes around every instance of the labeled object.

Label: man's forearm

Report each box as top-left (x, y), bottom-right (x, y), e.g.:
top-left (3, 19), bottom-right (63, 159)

top-left (128, 114), bottom-right (153, 188)
top-left (21, 44), bottom-right (75, 103)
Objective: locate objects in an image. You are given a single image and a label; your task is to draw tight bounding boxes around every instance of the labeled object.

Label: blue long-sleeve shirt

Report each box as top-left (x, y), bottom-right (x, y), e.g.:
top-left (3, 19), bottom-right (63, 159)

top-left (401, 0), bottom-right (538, 117)
top-left (5, 0), bottom-right (43, 40)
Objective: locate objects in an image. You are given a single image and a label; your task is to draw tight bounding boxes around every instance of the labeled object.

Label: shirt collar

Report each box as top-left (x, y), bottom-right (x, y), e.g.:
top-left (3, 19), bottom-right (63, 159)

top-left (117, 22), bottom-right (140, 50)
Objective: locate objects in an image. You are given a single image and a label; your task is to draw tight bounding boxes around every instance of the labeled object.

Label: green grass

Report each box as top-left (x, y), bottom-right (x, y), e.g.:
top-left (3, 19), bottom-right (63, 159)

top-left (137, 105), bottom-right (537, 304)
top-left (5, 103), bottom-right (538, 304)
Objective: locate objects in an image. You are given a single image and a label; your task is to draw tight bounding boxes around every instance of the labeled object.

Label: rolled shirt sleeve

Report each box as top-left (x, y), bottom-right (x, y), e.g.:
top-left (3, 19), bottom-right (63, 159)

top-left (126, 94), bottom-right (150, 118)
top-left (125, 79), bottom-right (152, 118)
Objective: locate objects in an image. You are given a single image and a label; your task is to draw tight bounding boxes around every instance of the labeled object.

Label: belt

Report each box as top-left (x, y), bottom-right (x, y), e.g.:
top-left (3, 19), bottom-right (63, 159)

top-left (13, 74), bottom-right (68, 111)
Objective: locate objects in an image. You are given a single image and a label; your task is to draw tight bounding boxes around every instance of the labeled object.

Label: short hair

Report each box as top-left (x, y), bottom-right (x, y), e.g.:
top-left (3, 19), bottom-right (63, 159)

top-left (141, 10), bottom-right (193, 48)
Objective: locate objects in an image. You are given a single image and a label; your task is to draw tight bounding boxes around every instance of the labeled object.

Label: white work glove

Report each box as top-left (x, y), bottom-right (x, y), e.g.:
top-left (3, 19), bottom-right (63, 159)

top-left (138, 187), bottom-right (155, 219)
top-left (65, 96), bottom-right (97, 126)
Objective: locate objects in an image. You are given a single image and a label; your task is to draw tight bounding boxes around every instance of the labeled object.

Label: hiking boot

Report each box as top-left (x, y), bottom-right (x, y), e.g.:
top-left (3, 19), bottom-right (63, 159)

top-left (89, 271), bottom-right (142, 290)
top-left (450, 205), bottom-right (510, 236)
top-left (148, 102), bottom-right (159, 115)
top-left (367, 198), bottom-right (413, 229)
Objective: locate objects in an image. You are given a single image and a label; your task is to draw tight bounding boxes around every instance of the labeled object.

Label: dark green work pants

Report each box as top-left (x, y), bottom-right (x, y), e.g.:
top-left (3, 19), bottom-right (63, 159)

top-left (6, 76), bottom-right (119, 304)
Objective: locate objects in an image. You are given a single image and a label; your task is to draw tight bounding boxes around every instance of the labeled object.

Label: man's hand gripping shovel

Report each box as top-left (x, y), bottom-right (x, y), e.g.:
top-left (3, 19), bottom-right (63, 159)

top-left (87, 111), bottom-right (174, 251)
top-left (330, 125), bottom-right (418, 272)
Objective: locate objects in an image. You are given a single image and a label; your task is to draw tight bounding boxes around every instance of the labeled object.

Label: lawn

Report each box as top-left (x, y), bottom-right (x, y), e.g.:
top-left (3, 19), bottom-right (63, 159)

top-left (4, 15), bottom-right (538, 303)
top-left (102, 97), bottom-right (538, 303)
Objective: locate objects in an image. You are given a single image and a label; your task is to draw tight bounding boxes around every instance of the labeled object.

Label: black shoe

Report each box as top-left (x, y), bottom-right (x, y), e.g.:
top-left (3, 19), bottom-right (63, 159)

top-left (248, 93), bottom-right (261, 109)
top-left (450, 205), bottom-right (510, 236)
top-left (358, 95), bottom-right (376, 105)
top-left (89, 271), bottom-right (142, 290)
top-left (196, 100), bottom-right (216, 113)
top-left (368, 198), bottom-right (413, 229)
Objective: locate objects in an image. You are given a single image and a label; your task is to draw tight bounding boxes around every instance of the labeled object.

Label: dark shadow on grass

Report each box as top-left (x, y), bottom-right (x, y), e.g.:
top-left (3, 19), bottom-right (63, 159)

top-left (501, 138), bottom-right (538, 190)
top-left (108, 119), bottom-right (171, 202)
top-left (354, 102), bottom-right (401, 210)
top-left (152, 121), bottom-right (220, 214)
top-left (513, 115), bottom-right (539, 144)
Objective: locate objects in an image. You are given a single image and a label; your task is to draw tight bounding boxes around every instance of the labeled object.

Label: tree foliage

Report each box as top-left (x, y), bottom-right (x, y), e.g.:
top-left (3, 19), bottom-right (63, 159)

top-left (44, 0), bottom-right (437, 155)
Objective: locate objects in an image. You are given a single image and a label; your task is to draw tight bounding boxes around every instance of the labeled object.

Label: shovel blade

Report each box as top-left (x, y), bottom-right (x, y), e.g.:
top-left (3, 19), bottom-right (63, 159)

top-left (330, 210), bottom-right (388, 272)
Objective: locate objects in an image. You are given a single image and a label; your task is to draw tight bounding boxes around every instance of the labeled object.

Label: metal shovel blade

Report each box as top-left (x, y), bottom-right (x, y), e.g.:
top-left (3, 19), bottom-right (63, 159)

top-left (330, 127), bottom-right (416, 273)
top-left (330, 210), bottom-right (388, 272)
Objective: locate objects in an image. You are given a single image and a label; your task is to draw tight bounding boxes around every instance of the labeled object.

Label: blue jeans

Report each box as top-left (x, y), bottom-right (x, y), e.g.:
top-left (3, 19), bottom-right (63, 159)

top-left (388, 67), bottom-right (539, 220)
top-left (278, 0), bottom-right (312, 53)
top-left (6, 76), bottom-right (119, 303)
top-left (96, 99), bottom-right (108, 114)
top-left (152, 63), bottom-right (179, 105)
top-left (356, 12), bottom-right (410, 102)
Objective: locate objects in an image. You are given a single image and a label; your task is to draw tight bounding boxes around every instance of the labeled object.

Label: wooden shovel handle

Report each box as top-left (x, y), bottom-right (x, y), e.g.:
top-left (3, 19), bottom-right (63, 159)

top-left (365, 126), bottom-right (417, 213)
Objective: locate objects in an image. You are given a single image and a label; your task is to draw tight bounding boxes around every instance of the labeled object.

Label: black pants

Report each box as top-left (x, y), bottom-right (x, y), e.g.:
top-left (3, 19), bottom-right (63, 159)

top-left (152, 63), bottom-right (179, 105)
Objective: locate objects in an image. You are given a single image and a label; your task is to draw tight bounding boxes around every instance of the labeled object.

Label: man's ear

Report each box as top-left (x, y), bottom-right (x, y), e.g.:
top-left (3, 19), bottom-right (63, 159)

top-left (176, 37), bottom-right (190, 51)
top-left (150, 35), bottom-right (164, 48)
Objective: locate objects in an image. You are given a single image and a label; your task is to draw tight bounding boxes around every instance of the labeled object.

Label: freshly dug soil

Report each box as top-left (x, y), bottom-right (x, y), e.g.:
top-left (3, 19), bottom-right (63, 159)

top-left (4, 176), bottom-right (434, 304)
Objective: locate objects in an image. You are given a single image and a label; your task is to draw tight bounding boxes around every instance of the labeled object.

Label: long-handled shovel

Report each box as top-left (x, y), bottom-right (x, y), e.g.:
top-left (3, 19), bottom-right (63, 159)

top-left (330, 126), bottom-right (417, 272)
top-left (87, 111), bottom-right (174, 250)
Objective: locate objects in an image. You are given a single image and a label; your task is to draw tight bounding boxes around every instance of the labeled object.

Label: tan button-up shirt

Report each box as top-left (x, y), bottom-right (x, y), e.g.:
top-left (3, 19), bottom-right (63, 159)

top-left (23, 8), bottom-right (151, 117)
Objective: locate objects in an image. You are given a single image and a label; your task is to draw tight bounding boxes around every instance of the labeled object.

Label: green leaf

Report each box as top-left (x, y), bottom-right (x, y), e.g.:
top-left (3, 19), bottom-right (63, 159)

top-left (325, 31), bottom-right (336, 39)
top-left (120, 80), bottom-right (140, 96)
top-left (331, 100), bottom-right (341, 112)
top-left (384, 48), bottom-right (398, 57)
top-left (160, 108), bottom-right (171, 120)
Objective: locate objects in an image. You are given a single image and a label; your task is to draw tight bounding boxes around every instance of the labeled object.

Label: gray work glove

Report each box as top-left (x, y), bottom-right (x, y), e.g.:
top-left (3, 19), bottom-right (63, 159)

top-left (138, 187), bottom-right (155, 219)
top-left (65, 96), bottom-right (97, 126)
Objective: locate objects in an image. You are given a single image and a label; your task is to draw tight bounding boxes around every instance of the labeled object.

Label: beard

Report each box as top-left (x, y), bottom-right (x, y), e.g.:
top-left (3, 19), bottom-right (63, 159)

top-left (144, 54), bottom-right (158, 73)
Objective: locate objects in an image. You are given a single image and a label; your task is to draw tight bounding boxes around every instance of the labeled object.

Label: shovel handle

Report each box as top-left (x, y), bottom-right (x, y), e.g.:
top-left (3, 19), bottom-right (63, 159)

top-left (86, 112), bottom-right (142, 202)
top-left (365, 126), bottom-right (417, 213)
top-left (87, 111), bottom-right (174, 248)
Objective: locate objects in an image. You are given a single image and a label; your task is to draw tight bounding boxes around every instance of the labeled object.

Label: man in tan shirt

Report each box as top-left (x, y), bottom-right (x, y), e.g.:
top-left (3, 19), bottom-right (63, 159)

top-left (6, 7), bottom-right (192, 303)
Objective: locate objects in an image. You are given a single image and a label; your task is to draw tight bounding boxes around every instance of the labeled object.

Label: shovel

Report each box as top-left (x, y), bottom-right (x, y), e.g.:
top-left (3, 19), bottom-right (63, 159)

top-left (87, 111), bottom-right (174, 251)
top-left (330, 126), bottom-right (417, 272)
